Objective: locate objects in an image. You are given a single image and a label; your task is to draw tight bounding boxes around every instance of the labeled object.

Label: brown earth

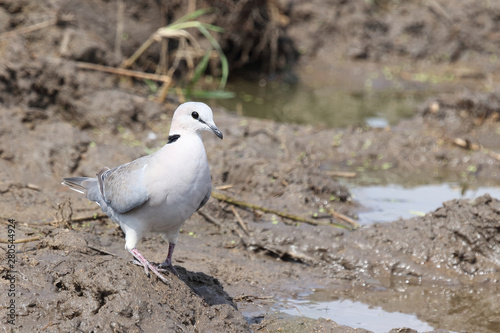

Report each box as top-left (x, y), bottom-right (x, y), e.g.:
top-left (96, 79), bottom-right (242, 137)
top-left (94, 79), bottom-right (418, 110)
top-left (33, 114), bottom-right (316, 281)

top-left (1, 0), bottom-right (500, 332)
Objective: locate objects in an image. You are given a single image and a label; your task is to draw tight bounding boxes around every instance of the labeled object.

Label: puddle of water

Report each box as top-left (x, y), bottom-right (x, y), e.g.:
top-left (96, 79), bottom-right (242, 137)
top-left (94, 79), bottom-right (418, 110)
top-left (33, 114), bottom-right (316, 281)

top-left (282, 282), bottom-right (500, 333)
top-left (277, 184), bottom-right (500, 332)
top-left (212, 78), bottom-right (426, 128)
top-left (351, 183), bottom-right (500, 224)
top-left (282, 297), bottom-right (435, 333)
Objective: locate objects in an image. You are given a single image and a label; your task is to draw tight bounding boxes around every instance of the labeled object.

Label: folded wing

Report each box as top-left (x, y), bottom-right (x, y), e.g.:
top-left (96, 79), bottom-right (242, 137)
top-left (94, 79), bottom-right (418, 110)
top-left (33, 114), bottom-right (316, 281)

top-left (99, 156), bottom-right (150, 214)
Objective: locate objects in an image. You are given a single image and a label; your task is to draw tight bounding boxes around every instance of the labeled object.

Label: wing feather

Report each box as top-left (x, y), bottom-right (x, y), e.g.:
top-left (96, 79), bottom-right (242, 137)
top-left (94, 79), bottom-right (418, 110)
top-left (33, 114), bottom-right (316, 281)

top-left (100, 156), bottom-right (150, 214)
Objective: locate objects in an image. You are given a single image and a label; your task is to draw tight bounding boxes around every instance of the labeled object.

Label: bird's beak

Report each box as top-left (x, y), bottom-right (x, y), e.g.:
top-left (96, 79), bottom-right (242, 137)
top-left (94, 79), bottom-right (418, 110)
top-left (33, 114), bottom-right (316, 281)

top-left (210, 125), bottom-right (223, 140)
top-left (199, 118), bottom-right (224, 139)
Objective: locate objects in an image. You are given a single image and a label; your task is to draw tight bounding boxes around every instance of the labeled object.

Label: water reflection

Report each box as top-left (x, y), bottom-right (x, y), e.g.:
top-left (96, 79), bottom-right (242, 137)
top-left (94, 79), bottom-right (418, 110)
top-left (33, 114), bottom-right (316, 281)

top-left (352, 183), bottom-right (500, 224)
top-left (213, 78), bottom-right (425, 128)
top-left (283, 282), bottom-right (500, 333)
top-left (282, 297), bottom-right (434, 333)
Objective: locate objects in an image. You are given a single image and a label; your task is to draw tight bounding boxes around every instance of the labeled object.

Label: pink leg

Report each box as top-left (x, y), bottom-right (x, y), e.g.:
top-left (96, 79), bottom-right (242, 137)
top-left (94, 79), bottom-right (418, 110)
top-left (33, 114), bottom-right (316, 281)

top-left (158, 243), bottom-right (178, 275)
top-left (129, 248), bottom-right (169, 284)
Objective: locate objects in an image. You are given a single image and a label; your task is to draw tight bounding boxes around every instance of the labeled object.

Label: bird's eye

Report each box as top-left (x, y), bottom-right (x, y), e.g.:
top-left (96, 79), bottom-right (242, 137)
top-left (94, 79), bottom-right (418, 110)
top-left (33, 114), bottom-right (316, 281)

top-left (191, 111), bottom-right (199, 119)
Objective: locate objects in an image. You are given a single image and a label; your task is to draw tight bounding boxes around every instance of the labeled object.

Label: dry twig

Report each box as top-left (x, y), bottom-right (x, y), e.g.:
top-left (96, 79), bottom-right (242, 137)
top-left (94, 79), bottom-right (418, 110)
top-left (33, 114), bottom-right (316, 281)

top-left (230, 206), bottom-right (250, 235)
top-left (215, 184), bottom-right (234, 190)
top-left (53, 213), bottom-right (108, 225)
top-left (197, 210), bottom-right (222, 227)
top-left (0, 236), bottom-right (41, 244)
top-left (233, 294), bottom-right (274, 302)
top-left (323, 170), bottom-right (357, 178)
top-left (197, 210), bottom-right (247, 247)
top-left (87, 245), bottom-right (117, 256)
top-left (0, 14), bottom-right (73, 40)
top-left (451, 137), bottom-right (500, 162)
top-left (76, 62), bottom-right (173, 84)
top-left (329, 209), bottom-right (360, 229)
top-left (24, 212), bottom-right (108, 226)
top-left (211, 191), bottom-right (353, 229)
top-left (0, 18), bottom-right (57, 40)
top-left (114, 0), bottom-right (125, 60)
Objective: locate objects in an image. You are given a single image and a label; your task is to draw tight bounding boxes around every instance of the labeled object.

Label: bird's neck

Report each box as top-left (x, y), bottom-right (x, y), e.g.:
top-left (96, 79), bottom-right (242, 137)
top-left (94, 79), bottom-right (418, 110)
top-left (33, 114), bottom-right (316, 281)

top-left (154, 132), bottom-right (208, 176)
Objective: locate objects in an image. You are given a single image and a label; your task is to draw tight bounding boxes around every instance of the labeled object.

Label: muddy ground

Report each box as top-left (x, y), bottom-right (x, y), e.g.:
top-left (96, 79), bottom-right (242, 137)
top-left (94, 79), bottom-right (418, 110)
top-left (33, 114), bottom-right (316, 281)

top-left (1, 0), bottom-right (500, 332)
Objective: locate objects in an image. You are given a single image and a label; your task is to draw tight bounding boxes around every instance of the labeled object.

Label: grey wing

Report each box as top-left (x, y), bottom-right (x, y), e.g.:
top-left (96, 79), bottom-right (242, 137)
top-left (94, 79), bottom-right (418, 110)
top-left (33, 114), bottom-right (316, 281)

top-left (100, 156), bottom-right (150, 214)
top-left (196, 187), bottom-right (211, 211)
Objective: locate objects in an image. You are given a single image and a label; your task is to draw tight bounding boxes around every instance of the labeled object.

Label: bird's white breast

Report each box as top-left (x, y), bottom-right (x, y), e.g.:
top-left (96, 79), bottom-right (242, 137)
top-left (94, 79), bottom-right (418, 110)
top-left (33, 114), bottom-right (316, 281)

top-left (119, 134), bottom-right (211, 235)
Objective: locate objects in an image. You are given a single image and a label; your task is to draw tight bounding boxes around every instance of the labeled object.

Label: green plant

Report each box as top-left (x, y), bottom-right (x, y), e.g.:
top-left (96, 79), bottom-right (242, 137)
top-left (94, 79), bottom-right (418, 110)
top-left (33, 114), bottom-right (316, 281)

top-left (122, 8), bottom-right (230, 100)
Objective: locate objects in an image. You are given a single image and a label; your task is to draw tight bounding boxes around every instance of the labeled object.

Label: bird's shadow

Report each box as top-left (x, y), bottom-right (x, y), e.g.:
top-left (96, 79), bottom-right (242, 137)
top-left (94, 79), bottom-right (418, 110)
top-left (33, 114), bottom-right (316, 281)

top-left (172, 266), bottom-right (238, 309)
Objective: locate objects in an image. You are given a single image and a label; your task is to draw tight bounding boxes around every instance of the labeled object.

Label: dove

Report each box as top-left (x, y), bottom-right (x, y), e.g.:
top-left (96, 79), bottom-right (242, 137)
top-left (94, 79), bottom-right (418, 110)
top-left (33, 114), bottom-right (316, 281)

top-left (62, 102), bottom-right (223, 283)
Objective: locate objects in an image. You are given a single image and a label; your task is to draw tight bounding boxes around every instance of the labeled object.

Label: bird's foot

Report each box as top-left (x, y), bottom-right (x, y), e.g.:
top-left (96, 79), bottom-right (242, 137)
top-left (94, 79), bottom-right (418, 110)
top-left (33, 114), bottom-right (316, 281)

top-left (131, 259), bottom-right (143, 266)
top-left (129, 248), bottom-right (169, 284)
top-left (157, 259), bottom-right (179, 276)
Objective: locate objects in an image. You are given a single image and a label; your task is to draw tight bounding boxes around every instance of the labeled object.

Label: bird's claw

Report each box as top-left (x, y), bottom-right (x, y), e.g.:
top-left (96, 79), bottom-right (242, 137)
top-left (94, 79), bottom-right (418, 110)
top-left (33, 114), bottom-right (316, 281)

top-left (157, 262), bottom-right (179, 276)
top-left (129, 249), bottom-right (170, 284)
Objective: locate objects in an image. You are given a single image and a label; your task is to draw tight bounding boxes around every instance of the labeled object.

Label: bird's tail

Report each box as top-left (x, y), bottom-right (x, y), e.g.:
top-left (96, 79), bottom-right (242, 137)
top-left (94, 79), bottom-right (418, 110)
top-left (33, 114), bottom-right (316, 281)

top-left (62, 175), bottom-right (110, 216)
top-left (62, 177), bottom-right (98, 195)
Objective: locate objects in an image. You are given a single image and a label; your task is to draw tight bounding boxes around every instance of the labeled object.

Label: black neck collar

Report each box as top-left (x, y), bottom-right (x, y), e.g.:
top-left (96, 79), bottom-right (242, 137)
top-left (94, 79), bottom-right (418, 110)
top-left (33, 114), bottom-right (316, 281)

top-left (167, 134), bottom-right (180, 144)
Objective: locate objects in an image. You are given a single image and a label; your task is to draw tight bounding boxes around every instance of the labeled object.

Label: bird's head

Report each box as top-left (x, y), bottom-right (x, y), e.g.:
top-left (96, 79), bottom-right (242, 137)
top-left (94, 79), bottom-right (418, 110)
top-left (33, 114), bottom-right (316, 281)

top-left (170, 102), bottom-right (223, 139)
